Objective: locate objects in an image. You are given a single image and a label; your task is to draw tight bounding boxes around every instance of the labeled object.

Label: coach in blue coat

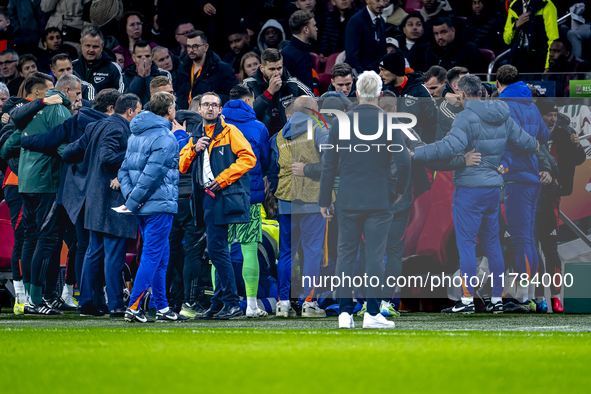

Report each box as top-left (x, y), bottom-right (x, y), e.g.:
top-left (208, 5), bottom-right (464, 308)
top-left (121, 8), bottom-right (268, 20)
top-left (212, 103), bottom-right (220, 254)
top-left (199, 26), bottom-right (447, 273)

top-left (345, 3), bottom-right (387, 74)
top-left (414, 75), bottom-right (539, 314)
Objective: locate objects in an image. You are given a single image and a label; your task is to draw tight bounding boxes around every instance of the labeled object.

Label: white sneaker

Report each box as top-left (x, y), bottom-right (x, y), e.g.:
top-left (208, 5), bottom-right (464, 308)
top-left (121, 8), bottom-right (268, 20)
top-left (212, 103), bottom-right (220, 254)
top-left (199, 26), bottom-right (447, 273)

top-left (338, 312), bottom-right (354, 329)
top-left (362, 312), bottom-right (395, 329)
top-left (276, 300), bottom-right (296, 317)
top-left (61, 284), bottom-right (77, 308)
top-left (301, 301), bottom-right (327, 317)
top-left (246, 306), bottom-right (268, 318)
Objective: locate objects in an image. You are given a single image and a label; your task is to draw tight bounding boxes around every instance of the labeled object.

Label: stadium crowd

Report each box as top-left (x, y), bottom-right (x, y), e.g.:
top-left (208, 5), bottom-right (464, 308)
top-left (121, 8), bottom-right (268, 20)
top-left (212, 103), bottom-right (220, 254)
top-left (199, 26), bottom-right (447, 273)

top-left (0, 0), bottom-right (589, 328)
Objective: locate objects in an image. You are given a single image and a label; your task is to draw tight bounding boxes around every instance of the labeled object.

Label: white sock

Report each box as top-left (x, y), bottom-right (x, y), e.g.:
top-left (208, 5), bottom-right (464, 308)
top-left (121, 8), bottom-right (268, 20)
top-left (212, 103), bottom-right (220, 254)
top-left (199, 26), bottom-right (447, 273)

top-left (62, 284), bottom-right (74, 298)
top-left (158, 307), bottom-right (170, 313)
top-left (491, 297), bottom-right (502, 304)
top-left (247, 297), bottom-right (257, 309)
top-left (516, 283), bottom-right (528, 304)
top-left (528, 283), bottom-right (536, 300)
top-left (552, 295), bottom-right (561, 302)
top-left (461, 296), bottom-right (473, 305)
top-left (14, 280), bottom-right (25, 304)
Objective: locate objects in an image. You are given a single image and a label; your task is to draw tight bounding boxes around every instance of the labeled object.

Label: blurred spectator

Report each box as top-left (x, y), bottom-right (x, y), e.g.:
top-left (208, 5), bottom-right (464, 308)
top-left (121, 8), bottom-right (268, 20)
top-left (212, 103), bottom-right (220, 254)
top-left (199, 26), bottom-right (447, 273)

top-left (328, 62), bottom-right (356, 97)
top-left (18, 54), bottom-right (38, 80)
top-left (544, 38), bottom-right (591, 97)
top-left (0, 82), bottom-right (8, 116)
top-left (466, 0), bottom-right (506, 55)
top-left (0, 6), bottom-right (15, 53)
top-left (173, 30), bottom-right (238, 109)
top-left (436, 66), bottom-right (468, 140)
top-left (399, 13), bottom-right (429, 70)
top-left (73, 27), bottom-right (124, 94)
top-left (0, 49), bottom-right (20, 96)
top-left (382, 0), bottom-right (408, 26)
top-left (113, 48), bottom-right (126, 70)
top-left (41, 0), bottom-right (87, 49)
top-left (345, 0), bottom-right (388, 74)
top-left (51, 54), bottom-right (96, 101)
top-left (224, 25), bottom-right (256, 74)
top-left (152, 46), bottom-right (179, 81)
top-left (424, 17), bottom-right (485, 73)
top-left (257, 20), bottom-right (286, 52)
top-left (420, 0), bottom-right (454, 27)
top-left (239, 52), bottom-right (260, 82)
top-left (8, 0), bottom-right (49, 55)
top-left (503, 0), bottom-right (558, 72)
top-left (171, 20), bottom-right (195, 58)
top-left (318, 0), bottom-right (358, 62)
top-left (282, 10), bottom-right (319, 93)
top-left (243, 48), bottom-right (315, 136)
top-left (114, 11), bottom-right (158, 69)
top-left (424, 65), bottom-right (447, 98)
top-left (123, 41), bottom-right (172, 105)
top-left (36, 27), bottom-right (79, 74)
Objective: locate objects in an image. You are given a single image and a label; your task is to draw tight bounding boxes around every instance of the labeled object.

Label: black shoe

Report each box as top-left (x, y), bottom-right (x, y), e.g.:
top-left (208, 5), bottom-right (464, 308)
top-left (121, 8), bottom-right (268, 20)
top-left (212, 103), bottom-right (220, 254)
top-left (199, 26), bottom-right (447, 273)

top-left (441, 300), bottom-right (475, 314)
top-left (124, 307), bottom-right (154, 323)
top-left (109, 307), bottom-right (127, 318)
top-left (79, 304), bottom-right (105, 317)
top-left (503, 300), bottom-right (529, 314)
top-left (485, 300), bottom-right (504, 314)
top-left (44, 297), bottom-right (77, 312)
top-left (24, 303), bottom-right (63, 315)
top-left (196, 306), bottom-right (222, 320)
top-left (213, 305), bottom-right (243, 320)
top-left (157, 309), bottom-right (190, 322)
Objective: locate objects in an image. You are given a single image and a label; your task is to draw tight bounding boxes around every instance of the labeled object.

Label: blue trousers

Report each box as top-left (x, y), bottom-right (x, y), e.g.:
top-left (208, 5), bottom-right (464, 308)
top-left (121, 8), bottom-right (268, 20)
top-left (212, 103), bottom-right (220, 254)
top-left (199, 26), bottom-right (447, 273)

top-left (278, 213), bottom-right (326, 301)
top-left (129, 214), bottom-right (173, 311)
top-left (505, 183), bottom-right (541, 281)
top-left (202, 192), bottom-right (240, 309)
top-left (452, 187), bottom-right (505, 297)
top-left (79, 230), bottom-right (127, 310)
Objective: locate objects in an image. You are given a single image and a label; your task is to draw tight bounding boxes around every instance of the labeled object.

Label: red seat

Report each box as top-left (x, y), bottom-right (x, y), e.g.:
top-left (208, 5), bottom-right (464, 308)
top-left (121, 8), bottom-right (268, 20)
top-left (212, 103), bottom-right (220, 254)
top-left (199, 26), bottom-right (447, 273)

top-left (0, 200), bottom-right (14, 270)
top-left (404, 0), bottom-right (423, 12)
top-left (324, 52), bottom-right (341, 75)
top-left (479, 48), bottom-right (496, 64)
top-left (318, 73), bottom-right (332, 94)
top-left (310, 53), bottom-right (320, 73)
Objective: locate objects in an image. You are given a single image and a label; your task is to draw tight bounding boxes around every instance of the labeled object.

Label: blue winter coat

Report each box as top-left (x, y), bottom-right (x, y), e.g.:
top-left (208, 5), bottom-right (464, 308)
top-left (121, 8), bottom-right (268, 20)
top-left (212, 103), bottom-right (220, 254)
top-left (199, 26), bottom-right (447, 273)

top-left (499, 82), bottom-right (551, 184)
top-left (414, 99), bottom-right (538, 188)
top-left (221, 99), bottom-right (270, 204)
top-left (119, 111), bottom-right (179, 215)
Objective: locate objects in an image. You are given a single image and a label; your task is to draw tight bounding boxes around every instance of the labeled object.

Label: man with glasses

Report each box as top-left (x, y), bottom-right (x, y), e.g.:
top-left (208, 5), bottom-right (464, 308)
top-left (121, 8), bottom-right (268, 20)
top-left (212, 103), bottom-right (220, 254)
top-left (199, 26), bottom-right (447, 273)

top-left (0, 49), bottom-right (20, 96)
top-left (174, 30), bottom-right (238, 110)
top-left (172, 21), bottom-right (196, 58)
top-left (179, 92), bottom-right (256, 320)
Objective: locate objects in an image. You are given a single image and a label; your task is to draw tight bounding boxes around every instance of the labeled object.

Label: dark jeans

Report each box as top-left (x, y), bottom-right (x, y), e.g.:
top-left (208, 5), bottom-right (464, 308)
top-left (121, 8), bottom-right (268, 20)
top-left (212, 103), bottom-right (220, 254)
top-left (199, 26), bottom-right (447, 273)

top-left (536, 194), bottom-right (562, 297)
top-left (4, 185), bottom-right (25, 281)
top-left (44, 205), bottom-right (77, 299)
top-left (385, 208), bottom-right (411, 300)
top-left (336, 209), bottom-right (392, 315)
top-left (167, 197), bottom-right (207, 305)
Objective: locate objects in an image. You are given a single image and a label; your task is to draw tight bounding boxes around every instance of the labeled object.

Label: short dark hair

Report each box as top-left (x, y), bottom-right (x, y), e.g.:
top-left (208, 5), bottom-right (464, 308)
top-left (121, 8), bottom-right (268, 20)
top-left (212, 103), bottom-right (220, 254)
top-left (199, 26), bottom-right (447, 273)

top-left (0, 6), bottom-right (9, 19)
top-left (24, 72), bottom-right (53, 96)
top-left (229, 84), bottom-right (254, 101)
top-left (51, 53), bottom-right (72, 67)
top-left (331, 63), bottom-right (353, 79)
top-left (552, 38), bottom-right (573, 54)
top-left (42, 27), bottom-right (62, 43)
top-left (201, 91), bottom-right (221, 105)
top-left (227, 25), bottom-right (248, 37)
top-left (149, 92), bottom-right (175, 117)
top-left (432, 16), bottom-right (454, 29)
top-left (115, 93), bottom-right (141, 115)
top-left (187, 30), bottom-right (208, 43)
top-left (424, 65), bottom-right (447, 84)
top-left (289, 10), bottom-right (314, 35)
top-left (447, 66), bottom-right (469, 84)
top-left (93, 89), bottom-right (121, 113)
top-left (380, 90), bottom-right (398, 111)
top-left (261, 48), bottom-right (282, 65)
top-left (133, 40), bottom-right (151, 52)
top-left (497, 64), bottom-right (519, 86)
top-left (402, 12), bottom-right (425, 28)
top-left (174, 20), bottom-right (194, 35)
top-left (17, 54), bottom-right (37, 73)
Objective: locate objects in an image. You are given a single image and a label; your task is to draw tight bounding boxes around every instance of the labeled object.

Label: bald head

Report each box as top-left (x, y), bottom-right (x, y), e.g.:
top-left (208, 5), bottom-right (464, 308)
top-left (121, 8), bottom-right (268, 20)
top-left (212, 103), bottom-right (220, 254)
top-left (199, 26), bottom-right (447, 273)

top-left (293, 96), bottom-right (317, 115)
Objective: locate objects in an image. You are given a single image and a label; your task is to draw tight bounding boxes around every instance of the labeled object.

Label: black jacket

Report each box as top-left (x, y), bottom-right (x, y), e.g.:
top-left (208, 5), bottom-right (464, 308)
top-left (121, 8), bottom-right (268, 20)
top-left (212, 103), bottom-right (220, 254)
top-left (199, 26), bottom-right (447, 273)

top-left (35, 44), bottom-right (79, 74)
top-left (550, 113), bottom-right (587, 197)
top-left (243, 67), bottom-right (315, 135)
top-left (318, 104), bottom-right (411, 210)
top-left (466, 11), bottom-right (507, 55)
top-left (72, 52), bottom-right (124, 94)
top-left (384, 72), bottom-right (438, 143)
top-left (0, 97), bottom-right (30, 174)
top-left (282, 36), bottom-right (315, 92)
top-left (123, 63), bottom-right (172, 105)
top-left (436, 98), bottom-right (463, 141)
top-left (319, 7), bottom-right (359, 56)
top-left (174, 50), bottom-right (238, 109)
top-left (175, 110), bottom-right (203, 198)
top-left (424, 36), bottom-right (485, 73)
top-left (345, 7), bottom-right (387, 74)
top-left (400, 36), bottom-right (430, 72)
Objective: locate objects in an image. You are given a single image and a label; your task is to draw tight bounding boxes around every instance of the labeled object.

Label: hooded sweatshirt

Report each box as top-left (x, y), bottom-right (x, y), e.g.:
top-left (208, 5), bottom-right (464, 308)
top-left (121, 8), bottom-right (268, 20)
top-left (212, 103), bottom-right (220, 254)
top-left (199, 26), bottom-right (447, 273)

top-left (257, 19), bottom-right (286, 52)
top-left (420, 0), bottom-right (454, 23)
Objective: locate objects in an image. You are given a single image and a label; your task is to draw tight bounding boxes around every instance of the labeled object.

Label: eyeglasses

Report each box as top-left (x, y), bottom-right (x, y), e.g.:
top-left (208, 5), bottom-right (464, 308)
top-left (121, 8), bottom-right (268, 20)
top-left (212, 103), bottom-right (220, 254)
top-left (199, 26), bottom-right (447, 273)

top-left (186, 44), bottom-right (207, 51)
top-left (177, 29), bottom-right (196, 37)
top-left (201, 103), bottom-right (220, 109)
top-left (0, 60), bottom-right (16, 66)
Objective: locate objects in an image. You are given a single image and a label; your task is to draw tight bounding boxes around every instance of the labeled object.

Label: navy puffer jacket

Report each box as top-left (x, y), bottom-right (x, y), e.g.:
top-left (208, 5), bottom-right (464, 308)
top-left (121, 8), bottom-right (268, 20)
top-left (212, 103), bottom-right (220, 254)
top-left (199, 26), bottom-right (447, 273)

top-left (499, 82), bottom-right (551, 184)
top-left (414, 99), bottom-right (538, 188)
top-left (221, 100), bottom-right (270, 204)
top-left (119, 111), bottom-right (179, 215)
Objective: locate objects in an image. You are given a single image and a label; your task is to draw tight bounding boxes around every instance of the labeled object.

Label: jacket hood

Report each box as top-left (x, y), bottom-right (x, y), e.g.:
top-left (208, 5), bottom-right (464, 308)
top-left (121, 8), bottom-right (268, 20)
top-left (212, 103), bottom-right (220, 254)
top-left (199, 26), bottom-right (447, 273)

top-left (176, 110), bottom-right (202, 135)
top-left (282, 111), bottom-right (312, 140)
top-left (465, 99), bottom-right (510, 124)
top-left (130, 111), bottom-right (172, 135)
top-left (46, 89), bottom-right (71, 108)
top-left (257, 19), bottom-right (286, 52)
top-left (77, 106), bottom-right (108, 124)
top-left (221, 100), bottom-right (257, 123)
top-left (405, 72), bottom-right (426, 87)
top-left (499, 81), bottom-right (533, 106)
top-left (420, 0), bottom-right (452, 21)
